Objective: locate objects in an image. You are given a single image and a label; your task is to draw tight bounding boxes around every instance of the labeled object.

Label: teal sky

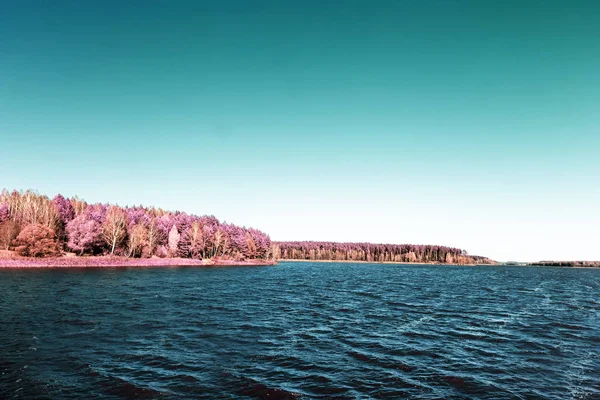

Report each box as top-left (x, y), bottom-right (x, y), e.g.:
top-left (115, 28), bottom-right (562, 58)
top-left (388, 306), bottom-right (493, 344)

top-left (1, 1), bottom-right (599, 261)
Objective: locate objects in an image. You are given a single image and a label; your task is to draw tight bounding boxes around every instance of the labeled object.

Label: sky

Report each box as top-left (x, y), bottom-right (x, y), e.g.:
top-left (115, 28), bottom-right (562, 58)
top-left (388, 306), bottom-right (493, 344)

top-left (1, 0), bottom-right (599, 262)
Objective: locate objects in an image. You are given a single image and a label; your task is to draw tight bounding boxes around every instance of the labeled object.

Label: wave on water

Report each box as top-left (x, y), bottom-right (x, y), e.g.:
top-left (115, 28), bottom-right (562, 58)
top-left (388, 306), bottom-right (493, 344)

top-left (1, 262), bottom-right (599, 399)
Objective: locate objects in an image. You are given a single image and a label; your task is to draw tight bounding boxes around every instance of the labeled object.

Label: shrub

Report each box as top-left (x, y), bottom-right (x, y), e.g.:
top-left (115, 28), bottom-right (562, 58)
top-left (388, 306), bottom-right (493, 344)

top-left (0, 220), bottom-right (20, 250)
top-left (155, 245), bottom-right (168, 258)
top-left (12, 224), bottom-right (61, 257)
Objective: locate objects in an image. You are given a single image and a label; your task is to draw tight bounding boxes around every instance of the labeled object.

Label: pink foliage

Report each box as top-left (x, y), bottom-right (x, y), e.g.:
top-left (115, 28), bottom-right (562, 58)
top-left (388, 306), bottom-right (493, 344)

top-left (52, 194), bottom-right (75, 225)
top-left (1, 188), bottom-right (273, 260)
top-left (66, 212), bottom-right (104, 255)
top-left (155, 245), bottom-right (168, 258)
top-left (13, 224), bottom-right (61, 257)
top-left (125, 207), bottom-right (149, 230)
top-left (168, 225), bottom-right (180, 257)
top-left (156, 214), bottom-right (174, 247)
top-left (0, 203), bottom-right (9, 223)
top-left (226, 224), bottom-right (249, 258)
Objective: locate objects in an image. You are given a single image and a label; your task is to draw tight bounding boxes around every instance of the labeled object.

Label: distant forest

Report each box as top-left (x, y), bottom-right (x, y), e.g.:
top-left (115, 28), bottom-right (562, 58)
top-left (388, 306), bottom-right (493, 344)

top-left (531, 261), bottom-right (600, 268)
top-left (272, 241), bottom-right (495, 265)
top-left (0, 190), bottom-right (270, 259)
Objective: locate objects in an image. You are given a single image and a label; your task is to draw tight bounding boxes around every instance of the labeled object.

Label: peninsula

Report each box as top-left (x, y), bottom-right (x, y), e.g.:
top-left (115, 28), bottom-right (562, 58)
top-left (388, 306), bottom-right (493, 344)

top-left (0, 189), bottom-right (272, 267)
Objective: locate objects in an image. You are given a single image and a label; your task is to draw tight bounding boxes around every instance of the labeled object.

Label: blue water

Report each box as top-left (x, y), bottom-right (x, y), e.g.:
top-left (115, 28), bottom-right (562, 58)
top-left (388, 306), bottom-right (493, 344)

top-left (1, 262), bottom-right (599, 399)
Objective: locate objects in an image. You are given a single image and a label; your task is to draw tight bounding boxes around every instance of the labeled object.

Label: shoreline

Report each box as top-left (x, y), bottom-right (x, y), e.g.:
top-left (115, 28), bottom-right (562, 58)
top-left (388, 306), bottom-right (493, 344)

top-left (0, 256), bottom-right (277, 269)
top-left (1, 257), bottom-right (596, 269)
top-left (276, 259), bottom-right (488, 266)
top-left (276, 259), bottom-right (600, 268)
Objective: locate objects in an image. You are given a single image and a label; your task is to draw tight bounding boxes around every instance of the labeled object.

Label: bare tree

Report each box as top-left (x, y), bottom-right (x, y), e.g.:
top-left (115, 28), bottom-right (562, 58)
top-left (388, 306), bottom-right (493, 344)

top-left (168, 225), bottom-right (180, 258)
top-left (0, 190), bottom-right (58, 229)
top-left (102, 206), bottom-right (127, 254)
top-left (127, 223), bottom-right (148, 258)
top-left (146, 217), bottom-right (162, 256)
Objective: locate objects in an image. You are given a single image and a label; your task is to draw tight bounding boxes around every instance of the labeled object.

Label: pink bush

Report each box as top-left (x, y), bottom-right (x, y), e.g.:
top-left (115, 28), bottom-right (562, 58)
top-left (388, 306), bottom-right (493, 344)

top-left (155, 245), bottom-right (168, 258)
top-left (12, 224), bottom-right (61, 257)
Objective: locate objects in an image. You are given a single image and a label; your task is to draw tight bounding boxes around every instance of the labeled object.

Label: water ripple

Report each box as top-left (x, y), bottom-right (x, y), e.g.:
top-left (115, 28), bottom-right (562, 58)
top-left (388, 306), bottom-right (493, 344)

top-left (1, 263), bottom-right (599, 399)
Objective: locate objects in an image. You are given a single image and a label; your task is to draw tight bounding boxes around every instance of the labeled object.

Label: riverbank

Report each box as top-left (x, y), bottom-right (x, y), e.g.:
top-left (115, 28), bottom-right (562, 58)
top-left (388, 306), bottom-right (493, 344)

top-left (0, 253), bottom-right (276, 268)
top-left (530, 261), bottom-right (600, 268)
top-left (278, 259), bottom-right (600, 268)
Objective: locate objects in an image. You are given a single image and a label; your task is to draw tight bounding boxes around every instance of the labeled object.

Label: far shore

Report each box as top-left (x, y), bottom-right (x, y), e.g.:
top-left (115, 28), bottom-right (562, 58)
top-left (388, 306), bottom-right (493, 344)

top-left (0, 254), bottom-right (276, 268)
top-left (277, 259), bottom-right (600, 268)
top-left (2, 256), bottom-right (596, 269)
top-left (276, 258), bottom-right (489, 266)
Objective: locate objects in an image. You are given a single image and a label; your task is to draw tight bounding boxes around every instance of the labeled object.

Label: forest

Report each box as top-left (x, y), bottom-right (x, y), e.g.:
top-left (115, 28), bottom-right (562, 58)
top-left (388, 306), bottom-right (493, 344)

top-left (0, 190), bottom-right (271, 260)
top-left (272, 241), bottom-right (495, 265)
top-left (531, 261), bottom-right (600, 268)
top-left (0, 189), bottom-right (496, 265)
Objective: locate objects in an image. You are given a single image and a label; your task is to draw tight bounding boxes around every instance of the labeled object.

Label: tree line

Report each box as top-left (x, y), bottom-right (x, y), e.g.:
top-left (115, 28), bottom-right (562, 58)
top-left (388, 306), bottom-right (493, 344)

top-left (0, 189), bottom-right (271, 259)
top-left (272, 241), bottom-right (494, 264)
top-left (0, 189), bottom-right (495, 264)
top-left (531, 261), bottom-right (600, 268)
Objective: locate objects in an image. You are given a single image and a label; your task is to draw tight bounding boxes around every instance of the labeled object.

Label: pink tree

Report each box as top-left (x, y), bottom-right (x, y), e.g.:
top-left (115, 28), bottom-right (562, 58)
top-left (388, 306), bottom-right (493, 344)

top-left (52, 194), bottom-right (75, 225)
top-left (227, 225), bottom-right (248, 260)
top-left (52, 194), bottom-right (75, 247)
top-left (202, 223), bottom-right (216, 258)
top-left (125, 207), bottom-right (149, 230)
top-left (248, 228), bottom-right (271, 259)
top-left (0, 203), bottom-right (9, 223)
top-left (156, 214), bottom-right (175, 247)
top-left (178, 221), bottom-right (204, 259)
top-left (66, 210), bottom-right (104, 255)
top-left (168, 225), bottom-right (180, 257)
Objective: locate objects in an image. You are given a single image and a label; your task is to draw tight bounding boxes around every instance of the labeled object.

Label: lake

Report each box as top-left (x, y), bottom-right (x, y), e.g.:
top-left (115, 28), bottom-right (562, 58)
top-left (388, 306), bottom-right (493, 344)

top-left (1, 262), bottom-right (598, 399)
